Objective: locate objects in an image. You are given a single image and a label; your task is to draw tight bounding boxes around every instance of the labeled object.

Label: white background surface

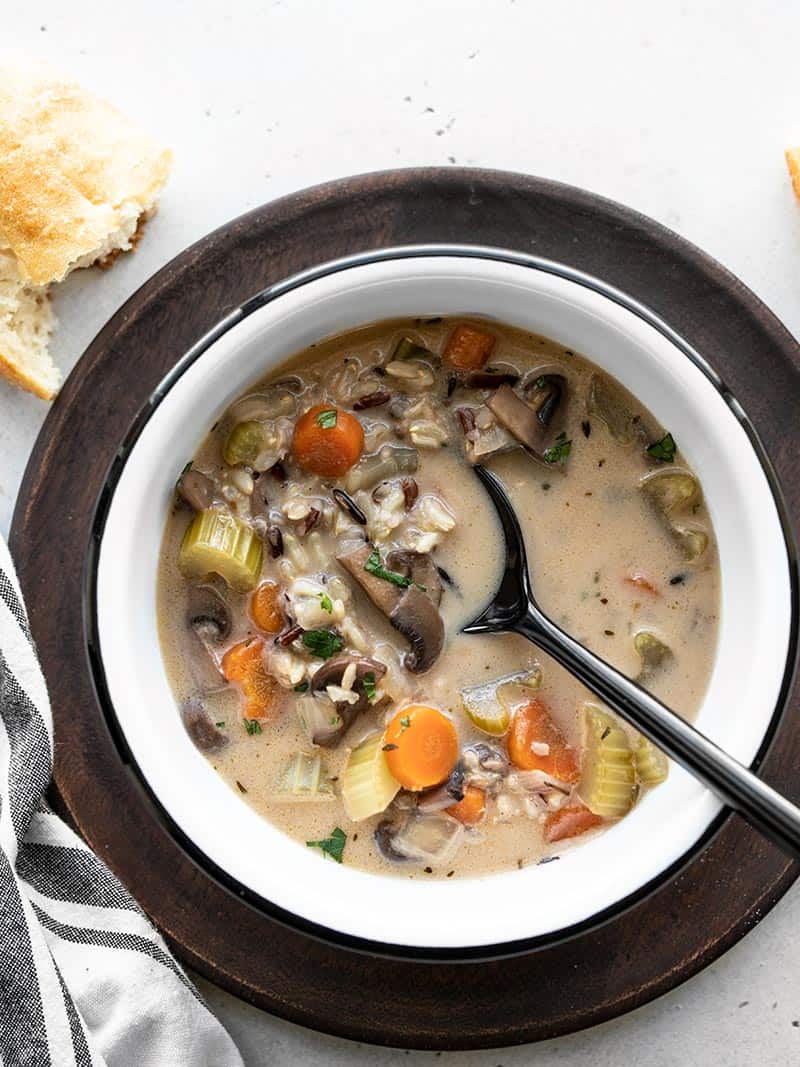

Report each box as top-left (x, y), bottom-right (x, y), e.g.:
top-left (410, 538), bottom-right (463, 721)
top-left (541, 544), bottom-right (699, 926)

top-left (2, 1), bottom-right (800, 1063)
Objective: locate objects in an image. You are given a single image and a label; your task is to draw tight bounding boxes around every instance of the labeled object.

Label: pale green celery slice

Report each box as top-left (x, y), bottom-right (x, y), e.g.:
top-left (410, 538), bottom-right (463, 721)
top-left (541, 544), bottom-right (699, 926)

top-left (274, 752), bottom-right (335, 801)
top-left (460, 668), bottom-right (542, 736)
top-left (672, 524), bottom-right (709, 561)
top-left (223, 420), bottom-right (267, 467)
top-left (578, 704), bottom-right (638, 818)
top-left (634, 631), bottom-right (672, 678)
top-left (179, 508), bottom-right (262, 591)
top-left (640, 469), bottom-right (701, 516)
top-left (342, 733), bottom-right (400, 821)
top-left (634, 735), bottom-right (669, 786)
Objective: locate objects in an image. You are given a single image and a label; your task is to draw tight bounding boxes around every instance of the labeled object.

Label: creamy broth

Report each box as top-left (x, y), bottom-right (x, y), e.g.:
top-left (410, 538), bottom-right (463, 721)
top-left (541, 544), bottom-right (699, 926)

top-left (157, 317), bottom-right (719, 878)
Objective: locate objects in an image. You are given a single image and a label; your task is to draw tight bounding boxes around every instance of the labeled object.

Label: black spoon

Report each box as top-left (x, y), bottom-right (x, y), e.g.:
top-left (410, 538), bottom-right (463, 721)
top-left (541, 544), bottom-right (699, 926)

top-left (464, 464), bottom-right (800, 860)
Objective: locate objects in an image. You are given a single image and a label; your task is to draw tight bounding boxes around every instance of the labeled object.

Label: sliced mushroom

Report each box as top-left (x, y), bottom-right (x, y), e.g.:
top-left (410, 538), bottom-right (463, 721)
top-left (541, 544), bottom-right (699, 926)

top-left (417, 763), bottom-right (467, 813)
top-left (308, 653), bottom-right (387, 746)
top-left (485, 385), bottom-right (556, 466)
top-left (337, 543), bottom-right (402, 615)
top-left (385, 548), bottom-right (443, 607)
top-left (389, 585), bottom-right (445, 673)
top-left (374, 811), bottom-right (463, 864)
top-left (180, 697), bottom-right (228, 753)
top-left (462, 367), bottom-right (520, 390)
top-left (177, 468), bottom-right (217, 511)
top-left (461, 742), bottom-right (509, 791)
top-left (337, 544), bottom-right (445, 673)
top-left (462, 418), bottom-right (517, 464)
top-left (186, 583), bottom-right (231, 643)
top-left (523, 371), bottom-right (567, 432)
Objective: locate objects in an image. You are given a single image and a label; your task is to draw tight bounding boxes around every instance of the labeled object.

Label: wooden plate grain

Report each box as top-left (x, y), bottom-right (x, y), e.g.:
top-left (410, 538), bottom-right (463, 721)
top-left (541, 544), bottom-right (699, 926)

top-left (11, 169), bottom-right (800, 1050)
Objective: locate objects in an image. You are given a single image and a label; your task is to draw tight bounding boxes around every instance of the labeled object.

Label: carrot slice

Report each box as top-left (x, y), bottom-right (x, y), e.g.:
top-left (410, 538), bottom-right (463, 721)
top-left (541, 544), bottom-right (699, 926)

top-left (446, 785), bottom-right (486, 826)
top-left (506, 698), bottom-right (580, 783)
top-left (544, 803), bottom-right (603, 843)
top-left (292, 403), bottom-right (364, 477)
top-left (384, 705), bottom-right (459, 791)
top-left (221, 638), bottom-right (278, 719)
top-left (250, 580), bottom-right (285, 633)
top-left (625, 572), bottom-right (659, 596)
top-left (443, 324), bottom-right (496, 370)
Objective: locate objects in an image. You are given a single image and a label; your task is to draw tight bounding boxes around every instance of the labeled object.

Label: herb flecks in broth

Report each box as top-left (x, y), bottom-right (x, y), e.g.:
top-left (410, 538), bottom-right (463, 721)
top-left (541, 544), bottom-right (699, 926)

top-left (157, 317), bottom-right (720, 879)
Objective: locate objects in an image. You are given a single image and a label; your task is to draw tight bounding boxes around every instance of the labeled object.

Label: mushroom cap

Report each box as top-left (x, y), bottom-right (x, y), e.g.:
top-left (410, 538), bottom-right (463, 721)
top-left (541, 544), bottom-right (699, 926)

top-left (186, 583), bottom-right (231, 642)
top-left (308, 653), bottom-right (388, 746)
top-left (337, 543), bottom-right (446, 674)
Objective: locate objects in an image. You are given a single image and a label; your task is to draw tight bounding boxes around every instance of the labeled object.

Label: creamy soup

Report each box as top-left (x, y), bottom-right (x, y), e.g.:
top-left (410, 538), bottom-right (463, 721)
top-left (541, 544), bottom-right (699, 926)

top-left (157, 317), bottom-right (719, 878)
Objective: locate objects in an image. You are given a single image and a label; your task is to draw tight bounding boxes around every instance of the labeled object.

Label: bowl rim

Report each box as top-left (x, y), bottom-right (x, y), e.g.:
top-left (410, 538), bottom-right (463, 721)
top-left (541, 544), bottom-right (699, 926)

top-left (84, 243), bottom-right (799, 962)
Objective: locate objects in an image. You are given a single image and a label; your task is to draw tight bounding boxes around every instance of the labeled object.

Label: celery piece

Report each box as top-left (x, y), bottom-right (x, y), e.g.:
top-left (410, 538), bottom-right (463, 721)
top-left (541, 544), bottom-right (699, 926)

top-left (634, 631), bottom-right (672, 678)
top-left (179, 508), bottom-right (262, 591)
top-left (393, 336), bottom-right (434, 362)
top-left (634, 735), bottom-right (669, 786)
top-left (672, 524), bottom-right (709, 561)
top-left (276, 752), bottom-right (335, 801)
top-left (578, 704), bottom-right (638, 819)
top-left (223, 420), bottom-right (267, 467)
top-left (460, 668), bottom-right (542, 736)
top-left (640, 469), bottom-right (701, 517)
top-left (342, 733), bottom-right (400, 821)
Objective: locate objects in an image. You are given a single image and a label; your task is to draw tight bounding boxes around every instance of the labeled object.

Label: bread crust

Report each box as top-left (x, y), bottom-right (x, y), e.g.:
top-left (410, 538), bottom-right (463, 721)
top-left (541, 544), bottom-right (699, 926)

top-left (786, 147), bottom-right (800, 201)
top-left (0, 63), bottom-right (172, 285)
top-left (0, 345), bottom-right (57, 400)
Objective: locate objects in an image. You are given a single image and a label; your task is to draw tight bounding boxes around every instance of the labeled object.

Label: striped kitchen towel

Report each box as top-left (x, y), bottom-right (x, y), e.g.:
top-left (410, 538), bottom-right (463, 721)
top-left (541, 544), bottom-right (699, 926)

top-left (0, 535), bottom-right (243, 1067)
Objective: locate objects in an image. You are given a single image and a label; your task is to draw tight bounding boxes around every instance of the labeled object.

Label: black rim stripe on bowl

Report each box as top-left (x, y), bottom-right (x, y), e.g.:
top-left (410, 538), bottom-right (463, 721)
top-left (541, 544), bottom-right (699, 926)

top-left (83, 244), bottom-right (800, 963)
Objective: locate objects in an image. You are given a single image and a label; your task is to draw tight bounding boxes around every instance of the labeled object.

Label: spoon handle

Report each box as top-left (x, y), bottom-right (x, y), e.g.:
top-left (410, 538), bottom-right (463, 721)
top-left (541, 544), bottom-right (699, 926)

top-left (516, 608), bottom-right (800, 860)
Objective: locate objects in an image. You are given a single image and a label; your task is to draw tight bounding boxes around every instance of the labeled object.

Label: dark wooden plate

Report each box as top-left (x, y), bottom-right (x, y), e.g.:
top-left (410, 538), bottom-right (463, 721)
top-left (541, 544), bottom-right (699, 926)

top-left (11, 169), bottom-right (800, 1050)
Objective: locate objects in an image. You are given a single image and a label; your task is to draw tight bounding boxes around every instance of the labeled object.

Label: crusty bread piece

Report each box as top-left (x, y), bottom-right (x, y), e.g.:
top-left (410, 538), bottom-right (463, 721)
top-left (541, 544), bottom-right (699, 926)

top-left (0, 252), bottom-right (56, 399)
top-left (786, 147), bottom-right (800, 201)
top-left (0, 62), bottom-right (171, 399)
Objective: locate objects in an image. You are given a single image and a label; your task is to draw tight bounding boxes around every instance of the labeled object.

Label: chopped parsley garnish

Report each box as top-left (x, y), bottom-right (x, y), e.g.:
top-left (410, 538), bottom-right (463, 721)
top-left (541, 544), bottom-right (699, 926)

top-left (244, 719), bottom-right (262, 736)
top-left (364, 546), bottom-right (426, 590)
top-left (398, 715), bottom-right (411, 734)
top-left (363, 672), bottom-right (377, 702)
top-left (215, 721), bottom-right (226, 728)
top-left (293, 681), bottom-right (309, 693)
top-left (316, 408), bottom-right (338, 429)
top-left (533, 376), bottom-right (547, 390)
top-left (646, 431), bottom-right (676, 463)
top-left (302, 629), bottom-right (344, 659)
top-left (319, 591), bottom-right (333, 614)
top-left (543, 431), bottom-right (572, 465)
top-left (306, 827), bottom-right (346, 863)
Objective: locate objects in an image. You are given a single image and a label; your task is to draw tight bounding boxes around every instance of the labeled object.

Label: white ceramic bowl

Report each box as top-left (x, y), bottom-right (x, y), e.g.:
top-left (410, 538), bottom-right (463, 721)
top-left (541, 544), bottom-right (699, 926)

top-left (92, 248), bottom-right (793, 952)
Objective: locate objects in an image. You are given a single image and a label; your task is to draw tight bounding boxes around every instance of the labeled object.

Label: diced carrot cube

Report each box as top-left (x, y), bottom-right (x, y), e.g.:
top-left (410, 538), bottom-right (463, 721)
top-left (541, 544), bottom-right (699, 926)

top-left (250, 581), bottom-right (285, 633)
top-left (221, 638), bottom-right (278, 719)
top-left (506, 698), bottom-right (580, 784)
top-left (446, 786), bottom-right (486, 826)
top-left (443, 324), bottom-right (496, 370)
top-left (544, 804), bottom-right (603, 844)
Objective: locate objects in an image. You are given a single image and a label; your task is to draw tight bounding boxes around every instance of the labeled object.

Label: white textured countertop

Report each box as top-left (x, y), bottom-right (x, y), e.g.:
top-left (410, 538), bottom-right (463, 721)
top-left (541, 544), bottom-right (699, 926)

top-left (3, 1), bottom-right (800, 1062)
